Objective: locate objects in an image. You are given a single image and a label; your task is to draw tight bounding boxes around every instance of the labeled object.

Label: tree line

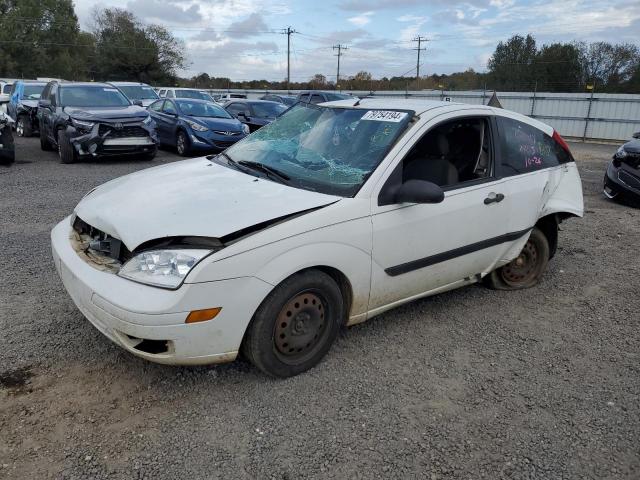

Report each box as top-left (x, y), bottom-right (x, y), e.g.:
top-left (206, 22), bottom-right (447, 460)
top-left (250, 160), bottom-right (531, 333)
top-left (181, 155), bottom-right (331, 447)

top-left (1, 1), bottom-right (638, 94)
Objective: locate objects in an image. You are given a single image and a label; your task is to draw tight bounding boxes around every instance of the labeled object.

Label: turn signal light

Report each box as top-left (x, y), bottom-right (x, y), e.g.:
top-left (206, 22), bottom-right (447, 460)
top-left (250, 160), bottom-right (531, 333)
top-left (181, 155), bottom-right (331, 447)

top-left (185, 307), bottom-right (222, 324)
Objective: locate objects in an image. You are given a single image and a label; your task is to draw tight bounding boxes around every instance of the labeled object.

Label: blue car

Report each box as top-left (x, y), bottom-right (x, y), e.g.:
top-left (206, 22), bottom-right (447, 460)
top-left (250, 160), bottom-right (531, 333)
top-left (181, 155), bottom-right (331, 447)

top-left (148, 98), bottom-right (249, 156)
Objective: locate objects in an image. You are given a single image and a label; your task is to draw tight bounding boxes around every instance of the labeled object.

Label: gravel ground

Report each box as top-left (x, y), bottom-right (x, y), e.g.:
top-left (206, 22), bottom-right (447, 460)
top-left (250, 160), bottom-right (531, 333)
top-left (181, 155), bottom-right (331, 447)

top-left (1, 137), bottom-right (639, 479)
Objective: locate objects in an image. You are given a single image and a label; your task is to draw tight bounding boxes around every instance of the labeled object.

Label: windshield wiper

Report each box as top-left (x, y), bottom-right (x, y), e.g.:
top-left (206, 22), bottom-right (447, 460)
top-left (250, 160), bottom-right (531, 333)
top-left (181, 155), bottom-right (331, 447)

top-left (238, 160), bottom-right (290, 182)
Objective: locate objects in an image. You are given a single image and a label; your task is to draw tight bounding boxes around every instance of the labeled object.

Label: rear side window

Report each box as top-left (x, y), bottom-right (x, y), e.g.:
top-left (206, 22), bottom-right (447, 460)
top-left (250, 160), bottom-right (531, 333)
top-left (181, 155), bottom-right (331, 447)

top-left (497, 117), bottom-right (569, 176)
top-left (2, 84), bottom-right (12, 94)
top-left (310, 94), bottom-right (324, 104)
top-left (149, 100), bottom-right (163, 112)
top-left (166, 90), bottom-right (175, 98)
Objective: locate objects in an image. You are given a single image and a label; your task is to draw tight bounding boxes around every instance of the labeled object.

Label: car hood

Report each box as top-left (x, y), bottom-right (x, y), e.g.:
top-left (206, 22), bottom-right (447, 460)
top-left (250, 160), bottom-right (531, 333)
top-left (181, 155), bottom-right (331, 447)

top-left (20, 100), bottom-right (39, 109)
top-left (623, 139), bottom-right (640, 154)
top-left (63, 105), bottom-right (148, 121)
top-left (74, 157), bottom-right (340, 251)
top-left (187, 116), bottom-right (243, 132)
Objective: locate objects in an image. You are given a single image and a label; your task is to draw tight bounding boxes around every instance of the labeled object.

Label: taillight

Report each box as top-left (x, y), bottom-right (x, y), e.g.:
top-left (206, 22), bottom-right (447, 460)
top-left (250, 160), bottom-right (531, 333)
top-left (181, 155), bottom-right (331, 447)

top-left (552, 130), bottom-right (572, 156)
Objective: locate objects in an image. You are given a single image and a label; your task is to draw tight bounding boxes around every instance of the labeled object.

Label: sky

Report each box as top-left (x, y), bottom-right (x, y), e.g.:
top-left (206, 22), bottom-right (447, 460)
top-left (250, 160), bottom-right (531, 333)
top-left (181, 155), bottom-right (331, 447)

top-left (72, 0), bottom-right (640, 82)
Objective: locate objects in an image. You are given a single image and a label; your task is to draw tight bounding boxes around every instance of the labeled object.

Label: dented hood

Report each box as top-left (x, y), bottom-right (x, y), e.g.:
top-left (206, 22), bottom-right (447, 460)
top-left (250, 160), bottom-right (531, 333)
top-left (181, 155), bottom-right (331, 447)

top-left (74, 157), bottom-right (340, 250)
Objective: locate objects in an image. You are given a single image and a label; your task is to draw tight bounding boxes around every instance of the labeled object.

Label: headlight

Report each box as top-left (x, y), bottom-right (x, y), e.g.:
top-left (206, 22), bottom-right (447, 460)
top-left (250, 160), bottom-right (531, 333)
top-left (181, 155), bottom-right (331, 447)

top-left (242, 123), bottom-right (250, 134)
top-left (71, 118), bottom-right (95, 131)
top-left (616, 146), bottom-right (628, 158)
top-left (118, 249), bottom-right (211, 289)
top-left (185, 119), bottom-right (208, 132)
top-left (143, 115), bottom-right (153, 125)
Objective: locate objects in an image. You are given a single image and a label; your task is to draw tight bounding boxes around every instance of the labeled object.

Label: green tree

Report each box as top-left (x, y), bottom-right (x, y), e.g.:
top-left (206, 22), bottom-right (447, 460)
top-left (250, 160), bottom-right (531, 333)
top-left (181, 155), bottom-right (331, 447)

top-left (535, 43), bottom-right (583, 92)
top-left (488, 34), bottom-right (537, 90)
top-left (578, 42), bottom-right (640, 91)
top-left (0, 0), bottom-right (91, 79)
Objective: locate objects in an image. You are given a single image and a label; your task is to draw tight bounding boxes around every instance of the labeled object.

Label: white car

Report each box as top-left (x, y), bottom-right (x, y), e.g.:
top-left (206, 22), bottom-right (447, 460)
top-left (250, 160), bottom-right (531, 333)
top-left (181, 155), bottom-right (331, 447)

top-left (51, 99), bottom-right (583, 377)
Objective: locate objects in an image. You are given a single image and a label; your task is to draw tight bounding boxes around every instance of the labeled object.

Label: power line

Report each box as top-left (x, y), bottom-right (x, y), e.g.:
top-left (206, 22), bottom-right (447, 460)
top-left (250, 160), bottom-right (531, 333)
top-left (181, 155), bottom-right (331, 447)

top-left (281, 26), bottom-right (297, 91)
top-left (333, 44), bottom-right (348, 90)
top-left (412, 36), bottom-right (428, 89)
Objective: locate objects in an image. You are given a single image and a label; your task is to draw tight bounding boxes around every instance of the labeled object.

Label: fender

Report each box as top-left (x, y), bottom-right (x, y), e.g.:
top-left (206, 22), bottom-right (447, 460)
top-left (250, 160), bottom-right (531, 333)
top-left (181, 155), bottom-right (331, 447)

top-left (540, 163), bottom-right (584, 219)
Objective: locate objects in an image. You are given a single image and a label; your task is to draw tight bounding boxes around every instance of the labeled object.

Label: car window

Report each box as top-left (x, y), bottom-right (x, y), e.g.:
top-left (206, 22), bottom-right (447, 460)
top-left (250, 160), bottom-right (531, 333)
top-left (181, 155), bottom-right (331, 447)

top-left (251, 102), bottom-right (287, 118)
top-left (176, 100), bottom-right (231, 118)
top-left (118, 85), bottom-right (159, 100)
top-left (497, 117), bottom-right (567, 176)
top-left (163, 100), bottom-right (177, 114)
top-left (59, 86), bottom-right (130, 107)
top-left (298, 94), bottom-right (310, 103)
top-left (158, 89), bottom-right (166, 97)
top-left (22, 84), bottom-right (45, 100)
top-left (175, 89), bottom-right (210, 101)
top-left (166, 90), bottom-right (175, 98)
top-left (310, 94), bottom-right (324, 104)
top-left (2, 84), bottom-right (12, 94)
top-left (50, 86), bottom-right (58, 107)
top-left (149, 100), bottom-right (163, 112)
top-left (402, 117), bottom-right (493, 188)
top-left (226, 103), bottom-right (248, 116)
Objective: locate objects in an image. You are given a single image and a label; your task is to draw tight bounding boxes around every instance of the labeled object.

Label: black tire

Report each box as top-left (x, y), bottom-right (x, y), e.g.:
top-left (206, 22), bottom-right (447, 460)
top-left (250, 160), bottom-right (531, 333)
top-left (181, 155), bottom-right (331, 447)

top-left (57, 129), bottom-right (77, 164)
top-left (176, 130), bottom-right (190, 156)
top-left (39, 122), bottom-right (53, 151)
top-left (486, 227), bottom-right (550, 290)
top-left (242, 270), bottom-right (344, 377)
top-left (16, 115), bottom-right (33, 137)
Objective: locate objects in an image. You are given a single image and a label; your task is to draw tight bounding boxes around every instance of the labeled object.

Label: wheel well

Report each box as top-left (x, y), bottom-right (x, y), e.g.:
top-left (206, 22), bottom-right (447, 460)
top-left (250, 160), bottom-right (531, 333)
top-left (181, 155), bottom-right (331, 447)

top-left (535, 214), bottom-right (559, 259)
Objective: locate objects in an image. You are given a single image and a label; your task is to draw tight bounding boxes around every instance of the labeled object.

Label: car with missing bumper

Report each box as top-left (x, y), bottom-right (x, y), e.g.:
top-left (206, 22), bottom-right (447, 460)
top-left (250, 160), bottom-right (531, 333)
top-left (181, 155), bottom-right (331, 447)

top-left (51, 99), bottom-right (583, 377)
top-left (604, 131), bottom-right (640, 206)
top-left (37, 81), bottom-right (158, 163)
top-left (7, 80), bottom-right (47, 137)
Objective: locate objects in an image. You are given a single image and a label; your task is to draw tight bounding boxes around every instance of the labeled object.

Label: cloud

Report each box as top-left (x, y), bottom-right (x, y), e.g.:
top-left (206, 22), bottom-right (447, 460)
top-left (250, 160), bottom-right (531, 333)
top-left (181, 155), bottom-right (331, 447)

top-left (226, 13), bottom-right (270, 37)
top-left (126, 0), bottom-right (202, 24)
top-left (348, 11), bottom-right (374, 27)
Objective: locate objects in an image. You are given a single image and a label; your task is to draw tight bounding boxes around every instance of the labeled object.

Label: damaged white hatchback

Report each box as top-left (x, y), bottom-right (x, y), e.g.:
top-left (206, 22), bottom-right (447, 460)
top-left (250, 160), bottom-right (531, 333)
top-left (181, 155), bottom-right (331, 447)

top-left (51, 99), bottom-right (584, 377)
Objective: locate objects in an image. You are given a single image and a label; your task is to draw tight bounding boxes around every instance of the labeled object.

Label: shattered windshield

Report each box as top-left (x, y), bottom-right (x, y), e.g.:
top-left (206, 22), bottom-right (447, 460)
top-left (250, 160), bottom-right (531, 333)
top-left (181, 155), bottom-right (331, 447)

top-left (118, 85), bottom-right (159, 100)
top-left (223, 103), bottom-right (413, 196)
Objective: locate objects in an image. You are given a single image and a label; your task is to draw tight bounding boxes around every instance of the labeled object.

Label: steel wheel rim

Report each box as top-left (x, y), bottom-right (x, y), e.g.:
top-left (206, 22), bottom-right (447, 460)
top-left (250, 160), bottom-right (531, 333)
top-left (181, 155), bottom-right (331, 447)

top-left (16, 120), bottom-right (24, 136)
top-left (177, 134), bottom-right (185, 154)
top-left (274, 291), bottom-right (329, 364)
top-left (500, 240), bottom-right (539, 286)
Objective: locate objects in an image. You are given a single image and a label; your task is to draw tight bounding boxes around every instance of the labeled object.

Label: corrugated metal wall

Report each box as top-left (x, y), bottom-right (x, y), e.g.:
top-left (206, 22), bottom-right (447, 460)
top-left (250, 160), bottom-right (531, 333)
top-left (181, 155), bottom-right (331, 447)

top-left (211, 88), bottom-right (640, 142)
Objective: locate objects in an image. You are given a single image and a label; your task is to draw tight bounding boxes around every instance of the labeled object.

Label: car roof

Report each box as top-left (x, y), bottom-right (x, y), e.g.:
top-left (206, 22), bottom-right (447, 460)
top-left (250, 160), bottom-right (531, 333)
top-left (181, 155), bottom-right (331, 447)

top-left (15, 80), bottom-right (47, 85)
top-left (54, 82), bottom-right (114, 88)
top-left (109, 81), bottom-right (151, 86)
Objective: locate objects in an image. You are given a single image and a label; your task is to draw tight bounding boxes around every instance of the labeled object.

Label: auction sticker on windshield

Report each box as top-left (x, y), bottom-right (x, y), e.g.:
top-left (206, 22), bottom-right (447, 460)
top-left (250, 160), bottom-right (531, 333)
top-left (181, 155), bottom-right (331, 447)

top-left (361, 110), bottom-right (408, 122)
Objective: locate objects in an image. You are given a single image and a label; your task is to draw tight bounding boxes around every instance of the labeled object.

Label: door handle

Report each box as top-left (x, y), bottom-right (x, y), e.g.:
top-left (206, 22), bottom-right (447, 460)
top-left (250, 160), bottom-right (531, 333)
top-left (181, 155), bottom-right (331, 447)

top-left (484, 193), bottom-right (505, 205)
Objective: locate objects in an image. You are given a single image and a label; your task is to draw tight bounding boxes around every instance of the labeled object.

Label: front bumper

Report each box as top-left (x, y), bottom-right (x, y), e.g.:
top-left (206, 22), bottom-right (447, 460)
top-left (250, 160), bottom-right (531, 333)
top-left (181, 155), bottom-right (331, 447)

top-left (68, 121), bottom-right (159, 158)
top-left (189, 130), bottom-right (246, 151)
top-left (51, 218), bottom-right (273, 365)
top-left (604, 160), bottom-right (640, 204)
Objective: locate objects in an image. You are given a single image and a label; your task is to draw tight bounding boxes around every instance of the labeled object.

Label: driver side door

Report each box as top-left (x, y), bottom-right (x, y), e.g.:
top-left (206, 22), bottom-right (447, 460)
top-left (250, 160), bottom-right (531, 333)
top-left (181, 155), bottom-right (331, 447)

top-left (369, 112), bottom-right (516, 313)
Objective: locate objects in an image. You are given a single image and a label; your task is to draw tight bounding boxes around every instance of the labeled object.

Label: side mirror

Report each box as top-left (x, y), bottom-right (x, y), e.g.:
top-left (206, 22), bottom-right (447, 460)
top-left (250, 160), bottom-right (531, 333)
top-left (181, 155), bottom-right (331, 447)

top-left (38, 99), bottom-right (51, 109)
top-left (633, 132), bottom-right (640, 139)
top-left (394, 180), bottom-right (445, 204)
top-left (133, 99), bottom-right (143, 107)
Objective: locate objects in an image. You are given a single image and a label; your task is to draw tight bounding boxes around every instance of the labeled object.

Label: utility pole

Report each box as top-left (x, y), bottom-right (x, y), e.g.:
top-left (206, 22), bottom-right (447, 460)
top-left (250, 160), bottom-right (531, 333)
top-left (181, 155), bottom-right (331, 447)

top-left (281, 27), bottom-right (297, 92)
top-left (333, 44), bottom-right (348, 90)
top-left (412, 36), bottom-right (428, 89)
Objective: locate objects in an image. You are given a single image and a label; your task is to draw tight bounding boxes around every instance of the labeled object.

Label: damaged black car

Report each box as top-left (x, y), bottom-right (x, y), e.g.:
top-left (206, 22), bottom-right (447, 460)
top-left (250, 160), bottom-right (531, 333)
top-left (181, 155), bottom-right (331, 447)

top-left (37, 81), bottom-right (158, 163)
top-left (7, 80), bottom-right (47, 137)
top-left (604, 131), bottom-right (640, 207)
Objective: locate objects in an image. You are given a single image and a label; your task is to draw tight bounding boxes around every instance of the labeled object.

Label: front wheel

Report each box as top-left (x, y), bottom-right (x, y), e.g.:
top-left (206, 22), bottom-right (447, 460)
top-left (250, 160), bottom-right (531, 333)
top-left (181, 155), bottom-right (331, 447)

top-left (176, 130), bottom-right (190, 156)
top-left (486, 227), bottom-right (550, 290)
top-left (57, 129), bottom-right (77, 164)
top-left (16, 116), bottom-right (33, 137)
top-left (242, 270), bottom-right (344, 377)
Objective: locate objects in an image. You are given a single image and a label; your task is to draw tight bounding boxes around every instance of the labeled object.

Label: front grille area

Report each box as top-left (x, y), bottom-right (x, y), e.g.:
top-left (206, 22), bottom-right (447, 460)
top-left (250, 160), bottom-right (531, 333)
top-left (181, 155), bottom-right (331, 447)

top-left (618, 169), bottom-right (640, 190)
top-left (98, 124), bottom-right (148, 138)
top-left (72, 216), bottom-right (131, 267)
top-left (213, 130), bottom-right (241, 136)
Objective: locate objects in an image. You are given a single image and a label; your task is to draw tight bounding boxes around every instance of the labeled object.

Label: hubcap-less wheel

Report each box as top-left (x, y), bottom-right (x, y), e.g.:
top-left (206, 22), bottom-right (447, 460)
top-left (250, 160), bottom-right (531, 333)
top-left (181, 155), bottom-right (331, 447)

top-left (274, 291), bottom-right (328, 364)
top-left (16, 119), bottom-right (24, 137)
top-left (177, 133), bottom-right (186, 155)
top-left (500, 240), bottom-right (538, 287)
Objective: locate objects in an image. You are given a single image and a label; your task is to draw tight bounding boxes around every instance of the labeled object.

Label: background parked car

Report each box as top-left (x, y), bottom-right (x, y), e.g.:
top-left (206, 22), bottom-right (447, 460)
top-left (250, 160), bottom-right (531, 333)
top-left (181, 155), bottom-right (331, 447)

top-left (7, 80), bottom-right (47, 137)
top-left (157, 88), bottom-right (215, 102)
top-left (0, 79), bottom-right (15, 112)
top-left (215, 93), bottom-right (248, 104)
top-left (109, 81), bottom-right (160, 107)
top-left (260, 94), bottom-right (297, 106)
top-left (148, 98), bottom-right (248, 156)
top-left (296, 91), bottom-right (354, 104)
top-left (223, 99), bottom-right (287, 132)
top-left (604, 131), bottom-right (640, 207)
top-left (37, 81), bottom-right (158, 163)
top-left (0, 111), bottom-right (15, 164)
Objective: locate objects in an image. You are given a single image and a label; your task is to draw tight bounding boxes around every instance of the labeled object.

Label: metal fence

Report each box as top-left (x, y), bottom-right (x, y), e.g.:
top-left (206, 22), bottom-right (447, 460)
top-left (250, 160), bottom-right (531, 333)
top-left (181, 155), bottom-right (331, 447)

top-left (209, 88), bottom-right (640, 143)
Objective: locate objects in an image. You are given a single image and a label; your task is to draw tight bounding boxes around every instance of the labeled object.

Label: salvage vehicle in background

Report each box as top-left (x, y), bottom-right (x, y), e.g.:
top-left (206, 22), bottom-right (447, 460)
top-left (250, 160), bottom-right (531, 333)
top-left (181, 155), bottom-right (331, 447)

top-left (158, 88), bottom-right (215, 102)
top-left (223, 99), bottom-right (287, 132)
top-left (215, 93), bottom-right (248, 104)
top-left (0, 79), bottom-right (15, 112)
top-left (109, 81), bottom-right (160, 107)
top-left (260, 94), bottom-right (297, 106)
top-left (0, 111), bottom-right (15, 164)
top-left (7, 80), bottom-right (47, 137)
top-left (148, 98), bottom-right (247, 156)
top-left (296, 90), bottom-right (354, 104)
top-left (604, 131), bottom-right (640, 207)
top-left (38, 81), bottom-right (158, 163)
top-left (51, 99), bottom-right (583, 377)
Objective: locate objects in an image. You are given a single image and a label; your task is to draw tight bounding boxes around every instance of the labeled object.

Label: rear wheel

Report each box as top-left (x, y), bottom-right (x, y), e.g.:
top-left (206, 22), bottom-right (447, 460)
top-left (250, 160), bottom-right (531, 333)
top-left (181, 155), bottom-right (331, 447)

top-left (242, 270), bottom-right (343, 377)
top-left (57, 129), bottom-right (77, 164)
top-left (486, 227), bottom-right (549, 290)
top-left (16, 116), bottom-right (32, 137)
top-left (176, 130), bottom-right (190, 156)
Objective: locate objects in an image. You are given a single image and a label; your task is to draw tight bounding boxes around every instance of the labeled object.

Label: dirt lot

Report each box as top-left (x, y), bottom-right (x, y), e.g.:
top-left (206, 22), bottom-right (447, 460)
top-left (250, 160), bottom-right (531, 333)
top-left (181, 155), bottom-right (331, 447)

top-left (1, 137), bottom-right (639, 479)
